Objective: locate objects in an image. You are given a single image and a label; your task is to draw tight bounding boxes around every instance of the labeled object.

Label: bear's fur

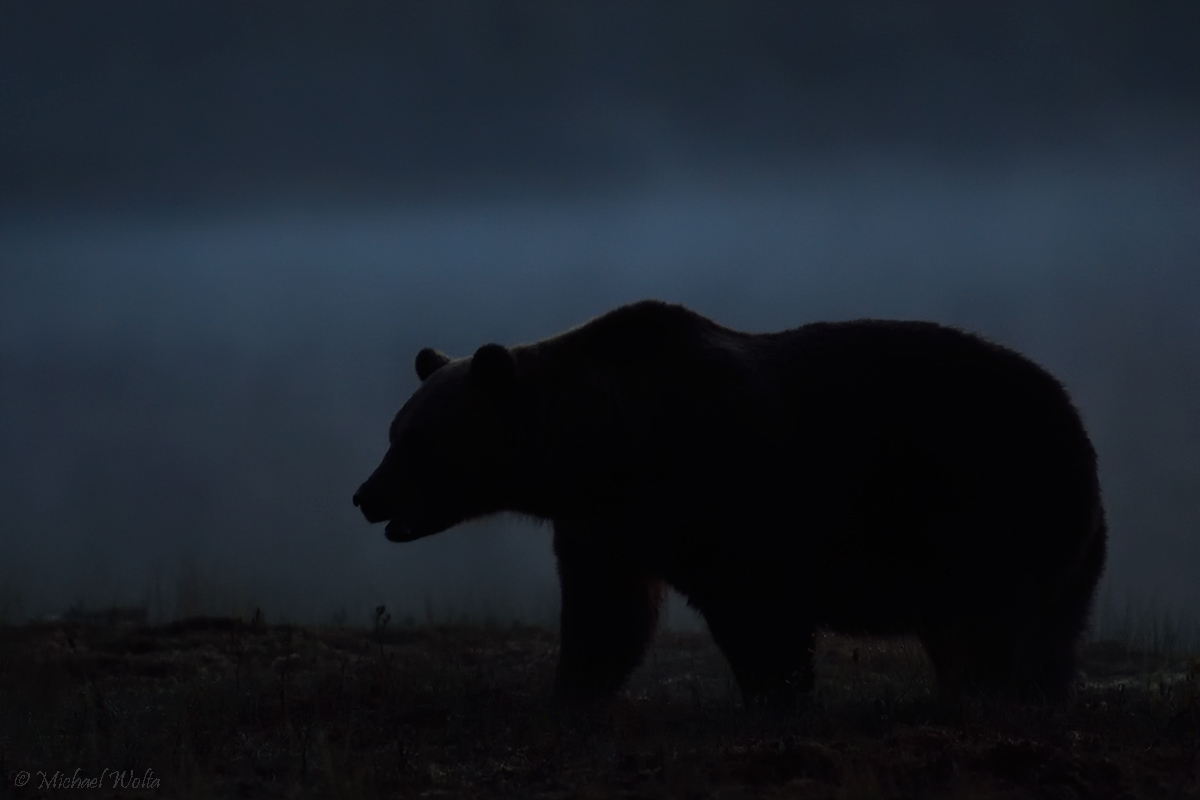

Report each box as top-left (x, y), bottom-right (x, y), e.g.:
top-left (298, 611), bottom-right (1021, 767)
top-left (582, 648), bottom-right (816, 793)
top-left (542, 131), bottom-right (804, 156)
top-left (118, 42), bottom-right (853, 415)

top-left (354, 300), bottom-right (1107, 704)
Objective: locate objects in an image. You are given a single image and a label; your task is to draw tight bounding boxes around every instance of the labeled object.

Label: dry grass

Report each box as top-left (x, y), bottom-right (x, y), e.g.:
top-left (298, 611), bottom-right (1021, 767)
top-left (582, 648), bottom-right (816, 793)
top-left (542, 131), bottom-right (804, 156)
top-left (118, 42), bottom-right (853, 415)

top-left (2, 612), bottom-right (1198, 798)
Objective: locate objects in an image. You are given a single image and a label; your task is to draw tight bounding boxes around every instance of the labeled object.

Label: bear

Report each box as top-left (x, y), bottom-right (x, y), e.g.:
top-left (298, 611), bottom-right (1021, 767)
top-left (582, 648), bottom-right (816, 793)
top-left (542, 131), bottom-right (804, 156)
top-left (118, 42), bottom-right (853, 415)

top-left (353, 300), bottom-right (1107, 705)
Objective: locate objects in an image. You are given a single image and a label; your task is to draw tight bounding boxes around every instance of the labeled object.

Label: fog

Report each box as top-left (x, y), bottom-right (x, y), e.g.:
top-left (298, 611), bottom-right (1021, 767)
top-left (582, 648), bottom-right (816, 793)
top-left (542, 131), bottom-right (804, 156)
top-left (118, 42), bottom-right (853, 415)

top-left (1, 4), bottom-right (1197, 633)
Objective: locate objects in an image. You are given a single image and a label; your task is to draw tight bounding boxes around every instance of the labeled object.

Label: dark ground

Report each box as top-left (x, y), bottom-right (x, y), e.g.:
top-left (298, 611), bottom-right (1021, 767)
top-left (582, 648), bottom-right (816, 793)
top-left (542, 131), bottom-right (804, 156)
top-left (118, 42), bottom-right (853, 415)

top-left (2, 613), bottom-right (1197, 798)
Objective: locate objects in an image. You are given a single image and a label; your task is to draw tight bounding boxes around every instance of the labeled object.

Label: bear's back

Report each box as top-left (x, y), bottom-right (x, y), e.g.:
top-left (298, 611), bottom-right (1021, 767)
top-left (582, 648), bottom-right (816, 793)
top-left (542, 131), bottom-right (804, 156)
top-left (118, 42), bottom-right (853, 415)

top-left (551, 302), bottom-right (1087, 465)
top-left (749, 319), bottom-right (1092, 483)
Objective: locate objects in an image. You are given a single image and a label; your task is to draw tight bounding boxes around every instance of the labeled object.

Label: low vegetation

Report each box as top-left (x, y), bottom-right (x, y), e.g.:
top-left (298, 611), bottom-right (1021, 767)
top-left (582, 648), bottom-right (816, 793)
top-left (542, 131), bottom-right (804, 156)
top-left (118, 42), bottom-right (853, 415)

top-left (2, 609), bottom-right (1198, 798)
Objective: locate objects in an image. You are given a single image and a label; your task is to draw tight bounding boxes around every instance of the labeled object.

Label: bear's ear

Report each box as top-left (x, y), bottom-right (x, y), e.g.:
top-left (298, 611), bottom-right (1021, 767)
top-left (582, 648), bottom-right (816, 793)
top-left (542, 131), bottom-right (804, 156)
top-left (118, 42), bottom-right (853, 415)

top-left (415, 348), bottom-right (451, 382)
top-left (470, 343), bottom-right (516, 395)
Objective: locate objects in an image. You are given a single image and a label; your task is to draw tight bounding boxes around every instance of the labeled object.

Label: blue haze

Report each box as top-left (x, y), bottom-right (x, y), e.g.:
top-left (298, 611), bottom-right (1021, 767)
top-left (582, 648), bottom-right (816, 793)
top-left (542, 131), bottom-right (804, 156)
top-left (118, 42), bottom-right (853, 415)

top-left (2, 158), bottom-right (1197, 628)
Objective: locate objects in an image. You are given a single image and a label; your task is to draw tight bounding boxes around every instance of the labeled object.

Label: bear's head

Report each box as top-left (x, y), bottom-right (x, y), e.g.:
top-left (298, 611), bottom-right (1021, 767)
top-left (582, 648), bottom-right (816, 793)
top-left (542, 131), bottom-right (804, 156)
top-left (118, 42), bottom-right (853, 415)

top-left (353, 343), bottom-right (517, 542)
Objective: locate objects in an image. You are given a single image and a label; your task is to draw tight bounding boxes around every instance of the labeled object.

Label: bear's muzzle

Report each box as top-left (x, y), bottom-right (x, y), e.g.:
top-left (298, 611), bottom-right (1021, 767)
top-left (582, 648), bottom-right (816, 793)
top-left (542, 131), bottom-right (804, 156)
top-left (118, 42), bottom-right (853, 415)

top-left (352, 486), bottom-right (391, 525)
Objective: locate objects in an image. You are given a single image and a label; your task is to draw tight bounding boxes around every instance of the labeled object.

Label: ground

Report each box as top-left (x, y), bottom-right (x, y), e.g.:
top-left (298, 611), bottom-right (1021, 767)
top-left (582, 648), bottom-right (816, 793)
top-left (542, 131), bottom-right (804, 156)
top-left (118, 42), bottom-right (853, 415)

top-left (2, 613), bottom-right (1197, 798)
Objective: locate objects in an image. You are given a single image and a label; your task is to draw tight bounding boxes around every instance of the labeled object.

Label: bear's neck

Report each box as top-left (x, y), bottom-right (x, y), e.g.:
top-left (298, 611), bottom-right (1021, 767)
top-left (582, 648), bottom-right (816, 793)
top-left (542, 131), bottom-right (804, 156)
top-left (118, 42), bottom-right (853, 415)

top-left (503, 346), bottom-right (650, 523)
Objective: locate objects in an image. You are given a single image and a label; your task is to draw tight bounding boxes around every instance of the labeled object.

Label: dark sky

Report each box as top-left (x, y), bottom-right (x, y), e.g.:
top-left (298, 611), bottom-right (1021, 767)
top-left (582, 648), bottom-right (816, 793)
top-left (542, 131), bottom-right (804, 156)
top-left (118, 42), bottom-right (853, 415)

top-left (1, 2), bottom-right (1197, 635)
top-left (3, 2), bottom-right (1196, 209)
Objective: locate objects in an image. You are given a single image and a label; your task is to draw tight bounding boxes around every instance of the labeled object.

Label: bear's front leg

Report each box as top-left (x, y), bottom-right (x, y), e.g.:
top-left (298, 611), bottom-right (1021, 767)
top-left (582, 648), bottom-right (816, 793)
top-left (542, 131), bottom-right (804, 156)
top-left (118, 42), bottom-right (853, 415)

top-left (552, 520), bottom-right (664, 698)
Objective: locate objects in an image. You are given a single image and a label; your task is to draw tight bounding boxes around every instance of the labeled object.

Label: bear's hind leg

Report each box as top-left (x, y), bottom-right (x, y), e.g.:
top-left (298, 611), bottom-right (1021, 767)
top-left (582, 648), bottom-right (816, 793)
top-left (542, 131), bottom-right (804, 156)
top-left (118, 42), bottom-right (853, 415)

top-left (923, 505), bottom-right (1105, 702)
top-left (920, 624), bottom-right (1021, 697)
top-left (701, 600), bottom-right (816, 707)
top-left (553, 520), bottom-right (663, 698)
top-left (1011, 509), bottom-right (1107, 701)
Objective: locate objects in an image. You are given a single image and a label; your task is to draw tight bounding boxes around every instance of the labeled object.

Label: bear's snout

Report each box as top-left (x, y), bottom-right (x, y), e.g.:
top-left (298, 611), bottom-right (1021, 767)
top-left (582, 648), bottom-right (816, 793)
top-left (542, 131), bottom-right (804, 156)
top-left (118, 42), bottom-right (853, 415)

top-left (352, 484), bottom-right (392, 524)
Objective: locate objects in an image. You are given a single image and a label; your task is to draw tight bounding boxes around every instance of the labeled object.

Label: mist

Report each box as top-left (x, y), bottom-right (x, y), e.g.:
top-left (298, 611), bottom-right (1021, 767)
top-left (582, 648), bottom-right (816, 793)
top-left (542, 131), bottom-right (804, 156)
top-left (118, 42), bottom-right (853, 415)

top-left (1, 3), bottom-right (1197, 632)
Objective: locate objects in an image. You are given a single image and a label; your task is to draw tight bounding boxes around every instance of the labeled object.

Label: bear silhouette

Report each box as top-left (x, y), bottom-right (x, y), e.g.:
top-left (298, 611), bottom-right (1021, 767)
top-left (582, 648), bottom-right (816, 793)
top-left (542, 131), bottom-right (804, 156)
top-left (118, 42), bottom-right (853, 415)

top-left (354, 300), bottom-right (1106, 704)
